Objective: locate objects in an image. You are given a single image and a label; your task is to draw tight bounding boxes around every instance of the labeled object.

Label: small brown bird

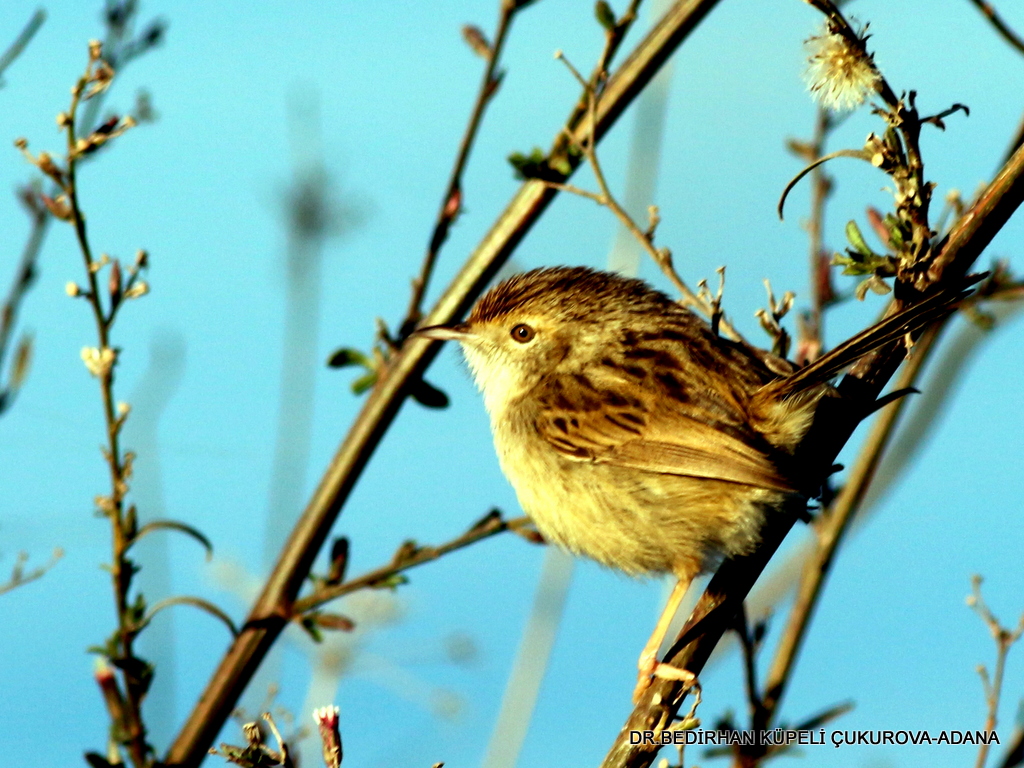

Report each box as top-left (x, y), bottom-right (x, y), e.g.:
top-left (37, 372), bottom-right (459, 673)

top-left (418, 266), bottom-right (960, 700)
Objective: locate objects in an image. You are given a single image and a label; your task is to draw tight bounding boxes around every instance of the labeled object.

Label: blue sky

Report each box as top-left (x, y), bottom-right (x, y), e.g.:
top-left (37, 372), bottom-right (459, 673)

top-left (1, 1), bottom-right (1022, 767)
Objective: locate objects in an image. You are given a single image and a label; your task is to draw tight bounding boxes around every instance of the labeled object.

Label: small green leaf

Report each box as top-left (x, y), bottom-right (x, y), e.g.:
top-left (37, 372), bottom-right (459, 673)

top-left (845, 220), bottom-right (874, 258)
top-left (508, 147), bottom-right (552, 181)
top-left (301, 614), bottom-right (324, 643)
top-left (884, 213), bottom-right (905, 248)
top-left (351, 369), bottom-right (378, 395)
top-left (831, 250), bottom-right (896, 277)
top-left (594, 0), bottom-right (616, 30)
top-left (370, 573), bottom-right (409, 590)
top-left (326, 347), bottom-right (369, 369)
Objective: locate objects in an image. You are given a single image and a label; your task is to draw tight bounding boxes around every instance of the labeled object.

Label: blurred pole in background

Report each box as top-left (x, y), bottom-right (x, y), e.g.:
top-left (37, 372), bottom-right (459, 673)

top-left (126, 332), bottom-right (187, 751)
top-left (244, 87), bottom-right (360, 722)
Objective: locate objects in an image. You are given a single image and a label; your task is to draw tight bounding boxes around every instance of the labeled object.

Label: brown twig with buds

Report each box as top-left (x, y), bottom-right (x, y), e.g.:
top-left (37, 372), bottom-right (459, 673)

top-left (2, 4), bottom-right (162, 425)
top-left (294, 511), bottom-right (534, 619)
top-left (17, 41), bottom-right (222, 768)
top-left (785, 0), bottom-right (972, 298)
top-left (402, 0), bottom-right (537, 337)
top-left (539, 43), bottom-right (745, 342)
top-left (0, 547), bottom-right (64, 597)
top-left (968, 576), bottom-right (1024, 768)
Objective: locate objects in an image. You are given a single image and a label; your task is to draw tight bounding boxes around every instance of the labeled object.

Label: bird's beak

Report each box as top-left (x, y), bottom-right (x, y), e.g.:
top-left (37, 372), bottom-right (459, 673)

top-left (413, 322), bottom-right (473, 341)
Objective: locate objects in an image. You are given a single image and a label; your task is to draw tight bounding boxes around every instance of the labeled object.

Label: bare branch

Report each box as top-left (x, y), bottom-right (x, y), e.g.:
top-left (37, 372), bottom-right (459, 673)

top-left (966, 0), bottom-right (1024, 58)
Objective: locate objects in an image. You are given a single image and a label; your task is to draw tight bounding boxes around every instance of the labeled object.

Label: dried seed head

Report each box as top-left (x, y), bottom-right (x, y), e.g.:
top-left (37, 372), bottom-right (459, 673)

top-left (803, 23), bottom-right (881, 112)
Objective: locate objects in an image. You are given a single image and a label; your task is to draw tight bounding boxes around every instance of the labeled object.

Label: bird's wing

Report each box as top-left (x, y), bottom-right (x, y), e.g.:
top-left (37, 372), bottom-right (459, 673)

top-left (533, 371), bottom-right (794, 492)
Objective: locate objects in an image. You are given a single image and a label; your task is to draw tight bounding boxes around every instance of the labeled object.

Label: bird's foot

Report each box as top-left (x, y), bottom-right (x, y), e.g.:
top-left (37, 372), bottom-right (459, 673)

top-left (633, 653), bottom-right (697, 704)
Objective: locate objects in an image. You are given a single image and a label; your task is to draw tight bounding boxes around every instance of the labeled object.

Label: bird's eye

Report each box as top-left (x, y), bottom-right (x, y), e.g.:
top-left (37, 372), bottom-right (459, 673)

top-left (510, 323), bottom-right (536, 343)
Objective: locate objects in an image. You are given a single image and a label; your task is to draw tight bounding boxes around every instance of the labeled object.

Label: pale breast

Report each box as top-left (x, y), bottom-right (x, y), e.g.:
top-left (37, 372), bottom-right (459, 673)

top-left (489, 404), bottom-right (784, 579)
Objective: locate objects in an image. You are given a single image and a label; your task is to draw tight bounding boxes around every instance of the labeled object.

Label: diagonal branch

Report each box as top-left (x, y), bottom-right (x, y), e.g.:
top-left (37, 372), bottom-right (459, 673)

top-left (758, 320), bottom-right (943, 726)
top-left (599, 111), bottom-right (1024, 768)
top-left (966, 0), bottom-right (1024, 58)
top-left (163, 1), bottom-right (725, 764)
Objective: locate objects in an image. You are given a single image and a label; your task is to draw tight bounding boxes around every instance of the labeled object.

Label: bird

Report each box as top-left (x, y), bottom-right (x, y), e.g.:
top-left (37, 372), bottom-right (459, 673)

top-left (416, 265), bottom-right (965, 701)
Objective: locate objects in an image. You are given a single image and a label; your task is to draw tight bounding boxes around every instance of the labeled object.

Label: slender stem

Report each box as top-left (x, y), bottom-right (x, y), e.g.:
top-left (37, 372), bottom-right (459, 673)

top-left (550, 41), bottom-right (743, 340)
top-left (966, 0), bottom-right (1024, 57)
top-left (969, 578), bottom-right (1024, 768)
top-left (165, 2), bottom-right (725, 764)
top-left (403, 0), bottom-right (521, 331)
top-left (735, 609), bottom-right (763, 726)
top-left (975, 639), bottom-right (1008, 768)
top-left (0, 9), bottom-right (45, 80)
top-left (802, 108), bottom-right (833, 361)
top-left (65, 66), bottom-right (149, 767)
top-left (0, 207), bottom-right (47, 410)
top-left (293, 515), bottom-right (529, 615)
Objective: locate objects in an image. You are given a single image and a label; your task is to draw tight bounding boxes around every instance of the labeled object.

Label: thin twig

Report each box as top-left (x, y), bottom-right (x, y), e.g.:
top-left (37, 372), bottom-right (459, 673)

top-left (547, 49), bottom-right (743, 340)
top-left (969, 576), bottom-right (1024, 768)
top-left (64, 54), bottom-right (151, 768)
top-left (0, 9), bottom-right (45, 83)
top-left (293, 514), bottom-right (531, 615)
top-left (0, 548), bottom-right (63, 597)
top-left (0, 200), bottom-right (46, 415)
top-left (966, 0), bottom-right (1024, 57)
top-left (403, 0), bottom-right (527, 334)
top-left (798, 108), bottom-right (836, 363)
top-left (165, 2), bottom-right (726, 764)
top-left (734, 607), bottom-right (764, 726)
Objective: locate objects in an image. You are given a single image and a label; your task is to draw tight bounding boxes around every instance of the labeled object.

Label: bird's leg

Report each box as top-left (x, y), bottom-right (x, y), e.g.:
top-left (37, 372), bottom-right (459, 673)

top-left (633, 575), bottom-right (697, 703)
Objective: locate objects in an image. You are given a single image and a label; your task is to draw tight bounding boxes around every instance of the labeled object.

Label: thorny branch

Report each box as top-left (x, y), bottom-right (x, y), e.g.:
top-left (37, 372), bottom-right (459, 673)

top-left (165, 1), bottom-right (727, 764)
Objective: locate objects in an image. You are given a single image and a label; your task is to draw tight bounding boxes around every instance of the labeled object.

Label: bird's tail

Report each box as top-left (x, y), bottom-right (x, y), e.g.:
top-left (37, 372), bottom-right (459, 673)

top-left (760, 275), bottom-right (982, 401)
